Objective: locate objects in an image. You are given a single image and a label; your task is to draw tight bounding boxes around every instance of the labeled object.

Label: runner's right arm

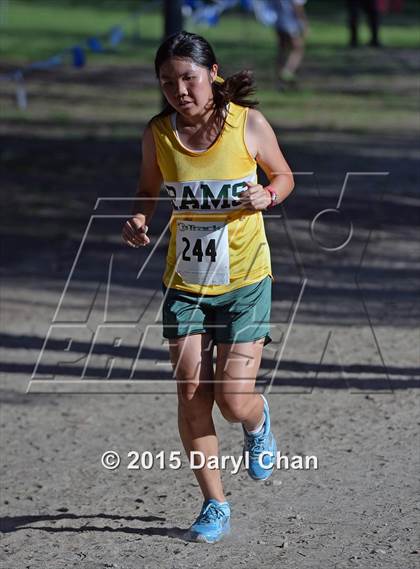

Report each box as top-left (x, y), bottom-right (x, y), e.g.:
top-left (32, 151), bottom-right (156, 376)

top-left (122, 123), bottom-right (163, 248)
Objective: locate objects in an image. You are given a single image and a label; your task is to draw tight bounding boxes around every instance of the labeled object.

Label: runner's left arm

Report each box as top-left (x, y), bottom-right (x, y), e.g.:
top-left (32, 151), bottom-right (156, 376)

top-left (240, 109), bottom-right (294, 210)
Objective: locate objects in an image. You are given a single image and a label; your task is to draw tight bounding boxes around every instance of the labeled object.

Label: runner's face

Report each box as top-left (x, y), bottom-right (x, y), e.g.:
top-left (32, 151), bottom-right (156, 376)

top-left (159, 57), bottom-right (218, 117)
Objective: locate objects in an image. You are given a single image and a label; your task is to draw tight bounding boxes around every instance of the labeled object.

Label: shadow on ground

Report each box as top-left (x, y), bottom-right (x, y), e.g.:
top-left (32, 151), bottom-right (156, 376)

top-left (0, 512), bottom-right (186, 539)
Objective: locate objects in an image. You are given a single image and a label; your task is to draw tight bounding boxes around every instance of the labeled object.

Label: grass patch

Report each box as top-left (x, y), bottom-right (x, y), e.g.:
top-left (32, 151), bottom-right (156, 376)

top-left (0, 1), bottom-right (418, 136)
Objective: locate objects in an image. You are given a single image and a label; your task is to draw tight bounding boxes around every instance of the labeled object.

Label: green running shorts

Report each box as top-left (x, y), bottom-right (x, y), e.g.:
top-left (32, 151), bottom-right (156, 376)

top-left (162, 276), bottom-right (272, 346)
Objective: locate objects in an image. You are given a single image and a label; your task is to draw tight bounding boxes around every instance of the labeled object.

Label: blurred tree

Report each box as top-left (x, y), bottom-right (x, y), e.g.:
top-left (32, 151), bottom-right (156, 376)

top-left (164, 0), bottom-right (183, 38)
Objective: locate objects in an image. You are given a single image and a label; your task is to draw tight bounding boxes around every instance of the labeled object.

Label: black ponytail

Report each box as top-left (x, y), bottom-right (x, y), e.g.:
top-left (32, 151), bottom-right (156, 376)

top-left (154, 31), bottom-right (258, 124)
top-left (212, 69), bottom-right (258, 111)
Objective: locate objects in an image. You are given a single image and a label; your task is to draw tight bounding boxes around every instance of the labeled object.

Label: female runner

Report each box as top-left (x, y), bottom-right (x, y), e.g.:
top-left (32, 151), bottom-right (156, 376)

top-left (122, 31), bottom-right (294, 543)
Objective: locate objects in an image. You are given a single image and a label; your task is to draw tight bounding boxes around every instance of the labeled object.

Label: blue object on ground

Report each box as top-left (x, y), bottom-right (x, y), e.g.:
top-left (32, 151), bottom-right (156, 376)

top-left (72, 46), bottom-right (86, 68)
top-left (87, 37), bottom-right (103, 53)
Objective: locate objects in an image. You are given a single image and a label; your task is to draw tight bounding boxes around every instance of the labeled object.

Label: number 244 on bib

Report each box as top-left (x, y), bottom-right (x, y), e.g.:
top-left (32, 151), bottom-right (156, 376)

top-left (175, 220), bottom-right (230, 286)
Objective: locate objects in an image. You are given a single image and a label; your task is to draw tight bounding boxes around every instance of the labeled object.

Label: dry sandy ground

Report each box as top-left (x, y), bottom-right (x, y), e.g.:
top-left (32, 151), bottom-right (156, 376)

top-left (1, 173), bottom-right (419, 569)
top-left (1, 67), bottom-right (419, 569)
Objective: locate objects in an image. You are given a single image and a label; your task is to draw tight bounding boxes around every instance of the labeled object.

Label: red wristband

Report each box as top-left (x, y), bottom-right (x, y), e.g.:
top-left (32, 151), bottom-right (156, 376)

top-left (265, 185), bottom-right (278, 208)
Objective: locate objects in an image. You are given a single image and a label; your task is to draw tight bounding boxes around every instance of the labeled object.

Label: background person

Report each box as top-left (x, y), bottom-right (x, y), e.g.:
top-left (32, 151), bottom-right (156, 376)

top-left (272, 0), bottom-right (308, 87)
top-left (346, 0), bottom-right (382, 47)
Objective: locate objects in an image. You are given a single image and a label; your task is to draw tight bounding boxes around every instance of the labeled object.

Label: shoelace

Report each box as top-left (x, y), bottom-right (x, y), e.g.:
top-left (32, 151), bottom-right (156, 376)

top-left (245, 431), bottom-right (267, 459)
top-left (198, 503), bottom-right (226, 524)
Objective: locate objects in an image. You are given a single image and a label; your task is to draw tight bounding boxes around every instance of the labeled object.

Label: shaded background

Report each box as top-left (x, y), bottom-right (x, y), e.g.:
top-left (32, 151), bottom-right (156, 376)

top-left (1, 1), bottom-right (419, 567)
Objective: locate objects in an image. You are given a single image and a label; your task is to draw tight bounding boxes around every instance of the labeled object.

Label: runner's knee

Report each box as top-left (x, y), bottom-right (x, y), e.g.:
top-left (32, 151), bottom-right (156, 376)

top-left (215, 393), bottom-right (250, 423)
top-left (178, 380), bottom-right (199, 402)
top-left (178, 382), bottom-right (214, 421)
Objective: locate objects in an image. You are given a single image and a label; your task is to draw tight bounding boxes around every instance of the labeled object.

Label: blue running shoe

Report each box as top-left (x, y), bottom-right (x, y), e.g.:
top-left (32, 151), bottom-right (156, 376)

top-left (186, 499), bottom-right (231, 543)
top-left (243, 394), bottom-right (277, 481)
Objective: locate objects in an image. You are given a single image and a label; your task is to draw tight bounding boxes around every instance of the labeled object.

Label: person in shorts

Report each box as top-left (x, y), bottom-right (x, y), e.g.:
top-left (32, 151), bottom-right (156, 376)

top-left (122, 31), bottom-right (294, 543)
top-left (272, 0), bottom-right (308, 86)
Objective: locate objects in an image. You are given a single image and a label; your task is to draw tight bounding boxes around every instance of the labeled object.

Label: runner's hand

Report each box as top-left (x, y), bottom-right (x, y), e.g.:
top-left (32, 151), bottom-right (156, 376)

top-left (122, 214), bottom-right (150, 247)
top-left (239, 182), bottom-right (271, 211)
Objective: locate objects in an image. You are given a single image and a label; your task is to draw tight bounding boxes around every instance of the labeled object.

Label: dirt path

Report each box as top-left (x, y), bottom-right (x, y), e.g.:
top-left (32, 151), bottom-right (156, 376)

top-left (1, 48), bottom-right (419, 569)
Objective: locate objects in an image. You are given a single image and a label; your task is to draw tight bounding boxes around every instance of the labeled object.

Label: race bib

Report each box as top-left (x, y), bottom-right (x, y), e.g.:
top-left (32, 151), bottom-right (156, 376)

top-left (175, 220), bottom-right (230, 285)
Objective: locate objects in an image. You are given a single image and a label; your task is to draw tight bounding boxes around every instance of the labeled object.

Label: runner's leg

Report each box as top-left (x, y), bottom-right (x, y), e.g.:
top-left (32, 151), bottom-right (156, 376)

top-left (214, 339), bottom-right (265, 431)
top-left (169, 333), bottom-right (225, 502)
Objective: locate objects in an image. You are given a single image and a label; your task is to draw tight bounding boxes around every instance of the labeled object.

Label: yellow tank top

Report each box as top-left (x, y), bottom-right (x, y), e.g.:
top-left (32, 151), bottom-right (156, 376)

top-left (151, 101), bottom-right (272, 295)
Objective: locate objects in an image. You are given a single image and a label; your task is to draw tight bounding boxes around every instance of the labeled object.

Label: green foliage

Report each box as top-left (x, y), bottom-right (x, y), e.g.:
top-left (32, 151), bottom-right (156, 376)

top-left (0, 0), bottom-right (418, 135)
top-left (1, 0), bottom-right (419, 62)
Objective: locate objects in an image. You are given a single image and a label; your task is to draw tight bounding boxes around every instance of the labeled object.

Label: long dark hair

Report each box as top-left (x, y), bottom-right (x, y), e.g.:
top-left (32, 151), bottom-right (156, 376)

top-left (154, 30), bottom-right (258, 124)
